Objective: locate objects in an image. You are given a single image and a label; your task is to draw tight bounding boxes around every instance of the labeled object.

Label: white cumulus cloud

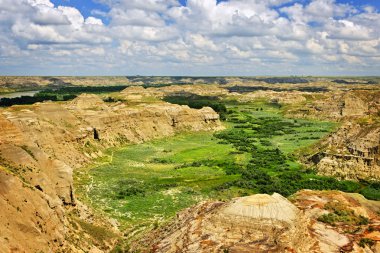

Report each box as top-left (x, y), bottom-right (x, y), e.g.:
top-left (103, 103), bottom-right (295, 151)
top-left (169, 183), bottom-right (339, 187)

top-left (0, 0), bottom-right (379, 75)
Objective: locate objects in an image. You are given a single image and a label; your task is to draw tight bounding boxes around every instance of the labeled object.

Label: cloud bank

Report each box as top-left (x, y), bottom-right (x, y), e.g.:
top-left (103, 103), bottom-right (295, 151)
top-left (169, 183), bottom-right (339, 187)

top-left (0, 0), bottom-right (379, 75)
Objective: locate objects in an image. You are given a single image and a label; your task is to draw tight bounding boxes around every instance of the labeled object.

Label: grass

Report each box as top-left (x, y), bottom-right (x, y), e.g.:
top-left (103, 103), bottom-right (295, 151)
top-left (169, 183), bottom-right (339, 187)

top-left (317, 201), bottom-right (369, 226)
top-left (227, 102), bottom-right (336, 155)
top-left (359, 238), bottom-right (375, 248)
top-left (74, 100), bottom-right (339, 239)
top-left (74, 132), bottom-right (242, 236)
top-left (270, 118), bottom-right (335, 154)
top-left (76, 219), bottom-right (117, 243)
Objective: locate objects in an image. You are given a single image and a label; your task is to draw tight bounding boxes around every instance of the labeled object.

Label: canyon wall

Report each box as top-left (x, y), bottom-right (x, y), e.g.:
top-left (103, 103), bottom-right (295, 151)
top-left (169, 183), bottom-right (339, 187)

top-left (292, 90), bottom-right (380, 181)
top-left (0, 94), bottom-right (222, 252)
top-left (310, 122), bottom-right (380, 181)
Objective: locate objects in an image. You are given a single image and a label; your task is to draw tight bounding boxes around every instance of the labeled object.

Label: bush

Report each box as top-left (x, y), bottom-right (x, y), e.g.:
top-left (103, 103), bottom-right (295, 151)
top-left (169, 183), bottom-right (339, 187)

top-left (163, 95), bottom-right (229, 119)
top-left (360, 186), bottom-right (380, 201)
top-left (318, 202), bottom-right (370, 226)
top-left (114, 179), bottom-right (146, 199)
top-left (359, 238), bottom-right (375, 248)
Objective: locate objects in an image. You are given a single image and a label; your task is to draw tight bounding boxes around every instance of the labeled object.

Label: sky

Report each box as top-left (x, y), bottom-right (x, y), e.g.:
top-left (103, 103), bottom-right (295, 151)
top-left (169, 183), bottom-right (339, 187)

top-left (0, 0), bottom-right (379, 76)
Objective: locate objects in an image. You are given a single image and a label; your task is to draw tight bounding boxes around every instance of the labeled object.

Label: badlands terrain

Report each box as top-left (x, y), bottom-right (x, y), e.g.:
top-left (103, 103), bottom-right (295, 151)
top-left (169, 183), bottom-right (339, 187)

top-left (0, 76), bottom-right (379, 253)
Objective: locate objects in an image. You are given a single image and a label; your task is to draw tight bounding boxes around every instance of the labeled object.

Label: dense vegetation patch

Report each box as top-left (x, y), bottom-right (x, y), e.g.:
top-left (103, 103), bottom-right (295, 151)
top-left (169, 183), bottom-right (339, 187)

top-left (0, 85), bottom-right (130, 107)
top-left (226, 85), bottom-right (328, 93)
top-left (359, 181), bottom-right (380, 200)
top-left (359, 238), bottom-right (375, 248)
top-left (165, 96), bottom-right (380, 200)
top-left (332, 79), bottom-right (378, 85)
top-left (317, 201), bottom-right (369, 226)
top-left (209, 101), bottom-right (380, 200)
top-left (163, 94), bottom-right (228, 119)
top-left (0, 94), bottom-right (77, 107)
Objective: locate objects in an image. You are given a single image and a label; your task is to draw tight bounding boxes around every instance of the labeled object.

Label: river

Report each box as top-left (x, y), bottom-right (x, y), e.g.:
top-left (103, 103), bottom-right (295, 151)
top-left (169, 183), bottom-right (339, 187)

top-left (0, 90), bottom-right (40, 99)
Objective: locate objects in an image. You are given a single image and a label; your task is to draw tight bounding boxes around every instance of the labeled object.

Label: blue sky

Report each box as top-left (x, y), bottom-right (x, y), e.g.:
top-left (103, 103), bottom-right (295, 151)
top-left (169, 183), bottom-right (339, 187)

top-left (0, 0), bottom-right (379, 76)
top-left (336, 0), bottom-right (380, 8)
top-left (50, 0), bottom-right (110, 19)
top-left (51, 0), bottom-right (380, 14)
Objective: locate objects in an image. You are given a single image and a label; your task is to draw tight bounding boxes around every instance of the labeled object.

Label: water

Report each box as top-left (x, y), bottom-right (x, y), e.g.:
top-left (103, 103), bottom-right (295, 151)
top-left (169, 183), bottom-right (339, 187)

top-left (0, 90), bottom-right (39, 99)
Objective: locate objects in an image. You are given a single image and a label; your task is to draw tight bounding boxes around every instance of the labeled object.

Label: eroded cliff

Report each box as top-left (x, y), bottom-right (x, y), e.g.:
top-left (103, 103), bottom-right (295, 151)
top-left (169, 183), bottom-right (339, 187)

top-left (307, 122), bottom-right (380, 181)
top-left (285, 90), bottom-right (380, 181)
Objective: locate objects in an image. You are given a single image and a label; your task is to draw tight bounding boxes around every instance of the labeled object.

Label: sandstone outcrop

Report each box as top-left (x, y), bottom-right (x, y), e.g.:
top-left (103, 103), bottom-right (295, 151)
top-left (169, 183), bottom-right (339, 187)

top-left (292, 190), bottom-right (380, 253)
top-left (307, 122), bottom-right (380, 181)
top-left (0, 93), bottom-right (223, 252)
top-left (235, 90), bottom-right (307, 104)
top-left (284, 90), bottom-right (380, 120)
top-left (0, 168), bottom-right (66, 253)
top-left (136, 193), bottom-right (315, 253)
top-left (136, 191), bottom-right (380, 253)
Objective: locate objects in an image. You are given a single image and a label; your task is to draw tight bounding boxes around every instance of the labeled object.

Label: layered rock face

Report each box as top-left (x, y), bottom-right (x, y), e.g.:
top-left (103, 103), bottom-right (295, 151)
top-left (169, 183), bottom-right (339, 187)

top-left (293, 190), bottom-right (380, 253)
top-left (311, 122), bottom-right (380, 180)
top-left (284, 90), bottom-right (380, 120)
top-left (0, 94), bottom-right (223, 252)
top-left (288, 89), bottom-right (380, 181)
top-left (235, 90), bottom-right (307, 105)
top-left (137, 191), bottom-right (380, 253)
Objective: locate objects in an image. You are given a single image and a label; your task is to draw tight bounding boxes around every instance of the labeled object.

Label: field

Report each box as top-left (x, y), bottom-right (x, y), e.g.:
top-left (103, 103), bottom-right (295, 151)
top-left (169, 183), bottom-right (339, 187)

top-left (74, 132), bottom-right (242, 234)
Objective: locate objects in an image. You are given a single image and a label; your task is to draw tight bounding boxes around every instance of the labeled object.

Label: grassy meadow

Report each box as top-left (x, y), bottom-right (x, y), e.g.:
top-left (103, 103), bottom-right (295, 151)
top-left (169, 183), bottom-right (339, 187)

top-left (74, 132), bottom-right (242, 234)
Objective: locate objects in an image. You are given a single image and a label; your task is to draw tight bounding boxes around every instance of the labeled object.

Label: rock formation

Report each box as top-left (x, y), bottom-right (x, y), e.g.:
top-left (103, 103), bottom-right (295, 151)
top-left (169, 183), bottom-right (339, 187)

top-left (283, 90), bottom-right (380, 120)
top-left (136, 191), bottom-right (380, 253)
top-left (0, 168), bottom-right (67, 253)
top-left (235, 90), bottom-right (307, 105)
top-left (121, 84), bottom-right (228, 101)
top-left (309, 122), bottom-right (380, 180)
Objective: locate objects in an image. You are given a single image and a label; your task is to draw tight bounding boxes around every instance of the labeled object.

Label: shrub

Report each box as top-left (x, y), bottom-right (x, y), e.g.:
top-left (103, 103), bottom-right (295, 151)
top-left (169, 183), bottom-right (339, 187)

top-left (359, 238), bottom-right (375, 248)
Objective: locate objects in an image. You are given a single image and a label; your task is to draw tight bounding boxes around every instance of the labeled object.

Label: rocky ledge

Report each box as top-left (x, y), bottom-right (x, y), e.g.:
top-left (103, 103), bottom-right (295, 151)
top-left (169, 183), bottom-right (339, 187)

top-left (136, 190), bottom-right (380, 253)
